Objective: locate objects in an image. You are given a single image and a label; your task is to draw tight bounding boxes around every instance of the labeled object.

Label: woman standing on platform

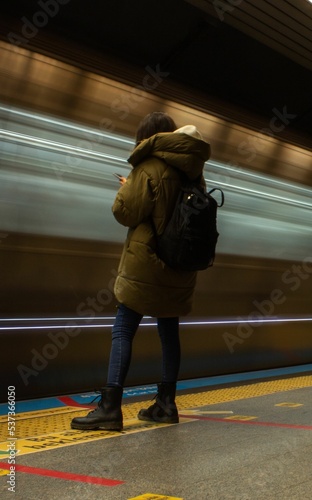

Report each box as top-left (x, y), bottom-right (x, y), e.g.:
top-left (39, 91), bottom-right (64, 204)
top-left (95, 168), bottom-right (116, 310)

top-left (71, 111), bottom-right (211, 431)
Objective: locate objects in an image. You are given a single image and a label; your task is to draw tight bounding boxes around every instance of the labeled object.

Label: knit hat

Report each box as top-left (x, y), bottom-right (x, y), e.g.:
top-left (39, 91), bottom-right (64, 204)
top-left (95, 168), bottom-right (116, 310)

top-left (173, 124), bottom-right (203, 140)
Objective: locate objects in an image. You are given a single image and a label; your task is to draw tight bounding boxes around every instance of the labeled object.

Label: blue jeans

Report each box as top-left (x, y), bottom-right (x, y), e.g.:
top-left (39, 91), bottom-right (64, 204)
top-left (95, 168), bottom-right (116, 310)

top-left (106, 303), bottom-right (180, 387)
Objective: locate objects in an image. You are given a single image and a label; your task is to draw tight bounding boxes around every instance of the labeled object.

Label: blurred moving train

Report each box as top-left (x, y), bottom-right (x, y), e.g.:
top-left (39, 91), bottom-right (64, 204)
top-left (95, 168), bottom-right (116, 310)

top-left (0, 41), bottom-right (312, 401)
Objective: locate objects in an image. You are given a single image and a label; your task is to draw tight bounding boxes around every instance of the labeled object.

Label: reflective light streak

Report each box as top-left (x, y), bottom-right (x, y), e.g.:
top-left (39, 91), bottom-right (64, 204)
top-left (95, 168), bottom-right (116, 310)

top-left (204, 178), bottom-right (312, 210)
top-left (3, 127), bottom-right (311, 209)
top-left (208, 160), bottom-right (312, 195)
top-left (1, 130), bottom-right (129, 165)
top-left (0, 316), bottom-right (117, 321)
top-left (0, 105), bottom-right (134, 146)
top-left (1, 317), bottom-right (312, 331)
top-left (2, 104), bottom-right (311, 209)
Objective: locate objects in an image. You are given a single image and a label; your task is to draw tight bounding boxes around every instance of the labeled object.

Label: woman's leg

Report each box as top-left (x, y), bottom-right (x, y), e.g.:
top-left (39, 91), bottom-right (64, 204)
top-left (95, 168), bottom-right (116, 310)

top-left (137, 316), bottom-right (180, 424)
top-left (71, 303), bottom-right (142, 431)
top-left (157, 316), bottom-right (180, 383)
top-left (106, 303), bottom-right (143, 387)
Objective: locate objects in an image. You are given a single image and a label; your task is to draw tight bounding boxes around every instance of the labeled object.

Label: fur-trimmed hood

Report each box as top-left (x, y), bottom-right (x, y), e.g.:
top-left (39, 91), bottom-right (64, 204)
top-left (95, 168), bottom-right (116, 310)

top-left (128, 129), bottom-right (210, 181)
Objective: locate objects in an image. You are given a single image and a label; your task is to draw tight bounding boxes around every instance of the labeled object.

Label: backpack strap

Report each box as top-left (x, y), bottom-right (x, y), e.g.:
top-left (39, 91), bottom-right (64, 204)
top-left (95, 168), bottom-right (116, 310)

top-left (208, 188), bottom-right (224, 207)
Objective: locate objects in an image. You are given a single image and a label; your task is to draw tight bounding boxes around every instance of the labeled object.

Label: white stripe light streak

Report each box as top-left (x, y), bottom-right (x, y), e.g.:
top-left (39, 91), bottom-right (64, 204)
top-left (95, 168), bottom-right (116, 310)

top-left (1, 317), bottom-right (312, 331)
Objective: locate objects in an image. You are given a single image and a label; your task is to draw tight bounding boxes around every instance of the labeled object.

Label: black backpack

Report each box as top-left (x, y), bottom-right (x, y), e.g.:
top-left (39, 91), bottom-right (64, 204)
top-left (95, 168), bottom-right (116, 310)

top-left (155, 182), bottom-right (224, 272)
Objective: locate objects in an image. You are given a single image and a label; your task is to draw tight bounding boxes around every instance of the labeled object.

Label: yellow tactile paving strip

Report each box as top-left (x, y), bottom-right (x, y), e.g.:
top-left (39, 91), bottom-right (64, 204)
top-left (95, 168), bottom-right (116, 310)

top-left (1, 375), bottom-right (312, 458)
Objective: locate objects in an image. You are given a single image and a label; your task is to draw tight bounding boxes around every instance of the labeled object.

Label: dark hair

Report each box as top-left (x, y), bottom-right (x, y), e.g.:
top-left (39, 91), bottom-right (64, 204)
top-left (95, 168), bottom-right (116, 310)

top-left (135, 111), bottom-right (177, 145)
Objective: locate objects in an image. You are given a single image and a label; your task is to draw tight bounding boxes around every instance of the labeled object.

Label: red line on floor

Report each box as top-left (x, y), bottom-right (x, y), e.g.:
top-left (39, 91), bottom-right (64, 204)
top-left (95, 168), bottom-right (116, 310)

top-left (58, 396), bottom-right (95, 409)
top-left (179, 414), bottom-right (312, 430)
top-left (0, 462), bottom-right (124, 486)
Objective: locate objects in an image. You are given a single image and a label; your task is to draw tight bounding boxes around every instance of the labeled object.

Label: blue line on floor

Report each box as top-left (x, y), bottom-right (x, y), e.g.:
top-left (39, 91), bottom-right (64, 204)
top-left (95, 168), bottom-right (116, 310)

top-left (176, 363), bottom-right (312, 391)
top-left (1, 364), bottom-right (311, 415)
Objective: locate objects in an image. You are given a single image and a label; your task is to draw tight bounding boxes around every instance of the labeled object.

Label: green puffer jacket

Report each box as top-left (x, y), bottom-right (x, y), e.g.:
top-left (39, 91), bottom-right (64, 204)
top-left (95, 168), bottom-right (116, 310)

top-left (112, 131), bottom-right (211, 317)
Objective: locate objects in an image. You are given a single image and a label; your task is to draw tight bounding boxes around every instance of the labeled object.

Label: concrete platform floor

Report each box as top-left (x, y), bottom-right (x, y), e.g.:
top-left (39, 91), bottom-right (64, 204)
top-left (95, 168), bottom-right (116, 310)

top-left (1, 370), bottom-right (312, 499)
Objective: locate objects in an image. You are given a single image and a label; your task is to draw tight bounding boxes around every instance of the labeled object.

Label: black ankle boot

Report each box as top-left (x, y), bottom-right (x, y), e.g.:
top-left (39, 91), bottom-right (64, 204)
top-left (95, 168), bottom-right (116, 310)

top-left (138, 382), bottom-right (179, 424)
top-left (71, 386), bottom-right (123, 431)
